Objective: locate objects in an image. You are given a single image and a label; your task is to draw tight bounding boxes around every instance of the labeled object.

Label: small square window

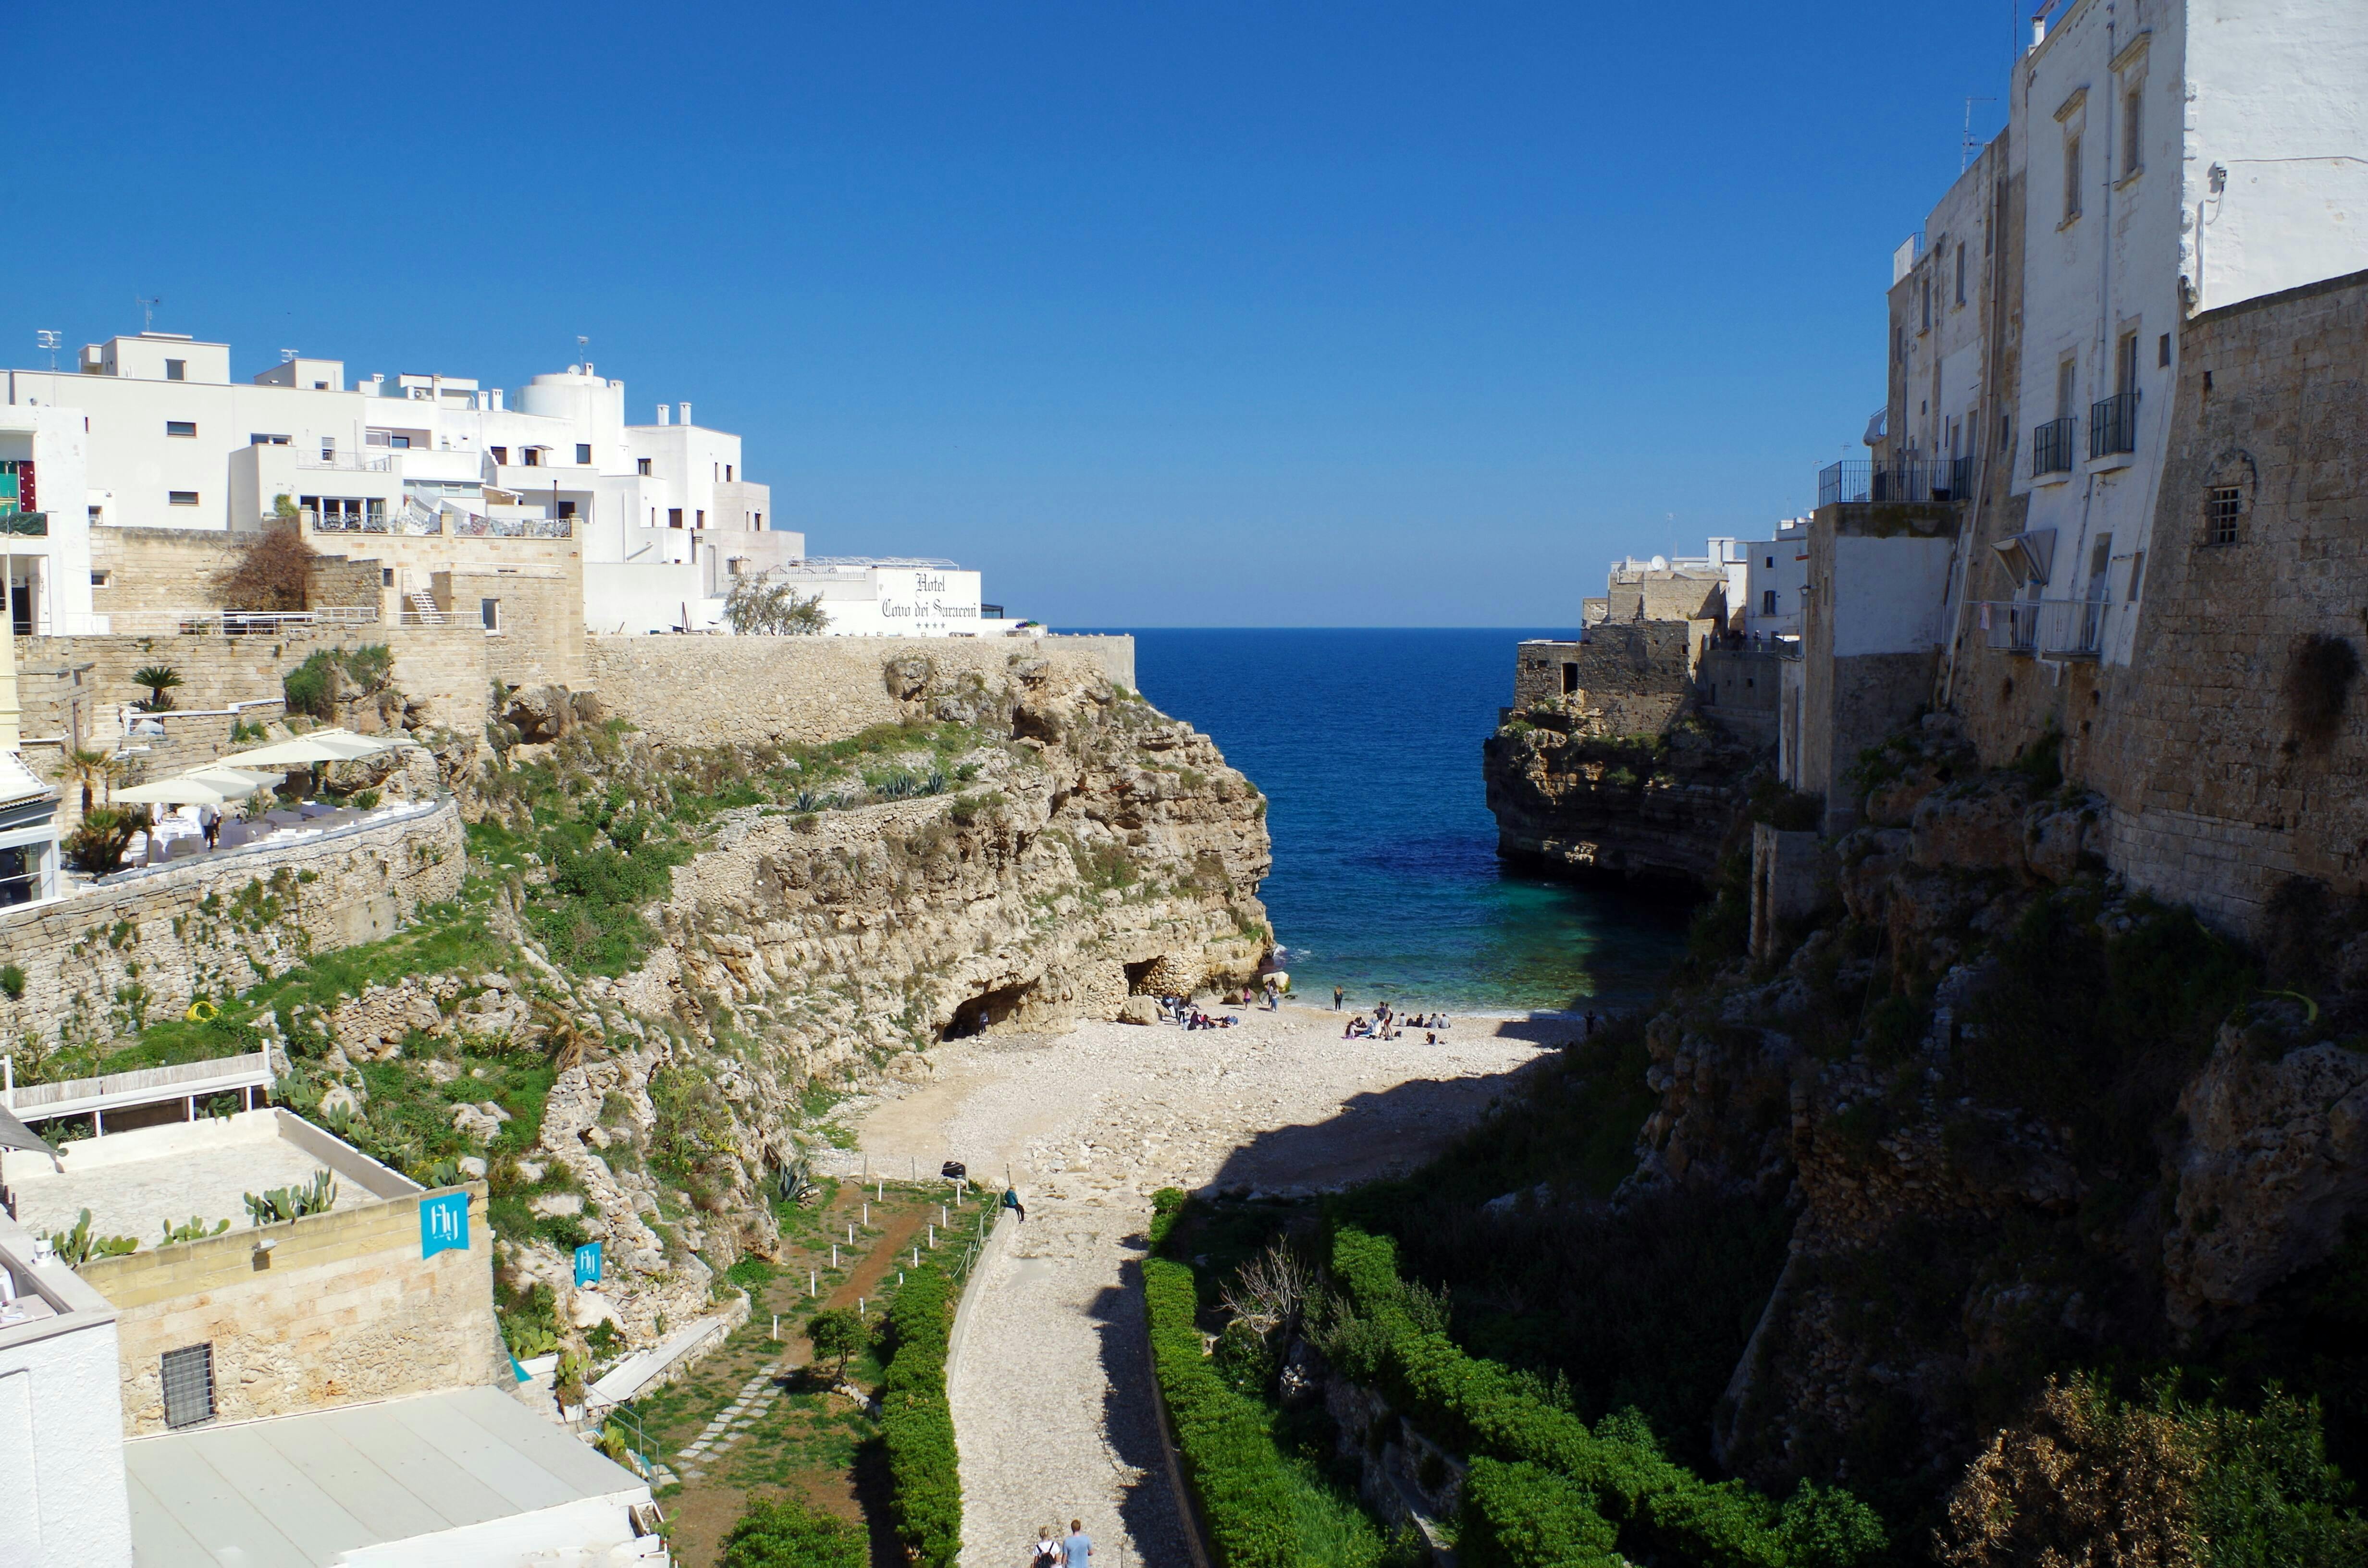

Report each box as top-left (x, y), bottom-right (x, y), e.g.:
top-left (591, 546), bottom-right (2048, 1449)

top-left (91, 570), bottom-right (110, 587)
top-left (575, 443), bottom-right (592, 465)
top-left (2206, 486), bottom-right (2243, 545)
top-left (390, 435), bottom-right (410, 450)
top-left (637, 458), bottom-right (651, 476)
top-left (382, 567), bottom-right (395, 587)
top-left (2158, 333), bottom-right (2171, 368)
top-left (667, 508), bottom-right (683, 529)
top-left (481, 598), bottom-right (500, 631)
top-left (164, 358), bottom-right (186, 381)
top-left (168, 490), bottom-right (199, 506)
top-left (490, 446), bottom-right (509, 465)
top-left (165, 419), bottom-right (196, 438)
top-left (161, 1344), bottom-right (216, 1429)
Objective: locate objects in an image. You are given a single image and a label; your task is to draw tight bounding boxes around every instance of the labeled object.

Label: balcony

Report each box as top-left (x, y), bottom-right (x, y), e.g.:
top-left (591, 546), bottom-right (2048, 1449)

top-left (2089, 390), bottom-right (2140, 460)
top-left (1815, 458), bottom-right (1969, 508)
top-left (452, 513), bottom-right (573, 539)
top-left (297, 452), bottom-right (394, 473)
top-left (1975, 598), bottom-right (2106, 658)
top-left (2032, 417), bottom-right (2077, 477)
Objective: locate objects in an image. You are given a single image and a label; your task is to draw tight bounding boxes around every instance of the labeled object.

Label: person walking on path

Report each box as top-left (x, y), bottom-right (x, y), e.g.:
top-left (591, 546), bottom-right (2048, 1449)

top-left (198, 803), bottom-right (221, 850)
top-left (1032, 1526), bottom-right (1061, 1564)
top-left (1064, 1520), bottom-right (1093, 1564)
top-left (1002, 1185), bottom-right (1026, 1225)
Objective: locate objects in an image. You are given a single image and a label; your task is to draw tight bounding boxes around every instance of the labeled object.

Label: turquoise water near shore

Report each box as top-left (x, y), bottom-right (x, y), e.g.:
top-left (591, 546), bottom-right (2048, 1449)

top-left (1119, 628), bottom-right (1693, 1015)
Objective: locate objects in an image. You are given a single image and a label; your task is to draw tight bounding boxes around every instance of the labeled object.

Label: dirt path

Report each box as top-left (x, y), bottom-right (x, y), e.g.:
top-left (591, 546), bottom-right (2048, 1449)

top-left (849, 1004), bottom-right (1557, 1568)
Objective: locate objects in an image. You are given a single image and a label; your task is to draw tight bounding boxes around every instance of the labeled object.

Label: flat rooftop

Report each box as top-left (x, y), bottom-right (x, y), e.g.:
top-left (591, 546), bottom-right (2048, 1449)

top-left (127, 1385), bottom-right (658, 1566)
top-left (0, 1109), bottom-right (417, 1245)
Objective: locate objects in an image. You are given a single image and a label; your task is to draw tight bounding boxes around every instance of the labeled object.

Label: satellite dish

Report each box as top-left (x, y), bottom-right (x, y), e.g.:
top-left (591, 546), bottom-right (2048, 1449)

top-left (1649, 555), bottom-right (1668, 571)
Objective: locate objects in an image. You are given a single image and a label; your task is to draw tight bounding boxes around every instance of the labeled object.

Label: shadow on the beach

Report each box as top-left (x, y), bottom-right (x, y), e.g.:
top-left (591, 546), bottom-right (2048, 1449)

top-left (1196, 1057), bottom-right (1547, 1196)
top-left (1091, 1266), bottom-right (1189, 1566)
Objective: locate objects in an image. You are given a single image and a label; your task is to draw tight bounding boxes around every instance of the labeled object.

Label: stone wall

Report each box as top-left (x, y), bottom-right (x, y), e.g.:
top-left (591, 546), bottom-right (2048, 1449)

top-left (1512, 624), bottom-right (1697, 736)
top-left (0, 798), bottom-right (464, 1049)
top-left (583, 633), bottom-right (1137, 747)
top-left (1606, 571), bottom-right (1726, 624)
top-left (83, 1180), bottom-right (501, 1435)
top-left (91, 526), bottom-right (380, 621)
top-left (438, 563), bottom-right (584, 689)
top-left (1699, 648), bottom-right (1783, 746)
top-left (2079, 267), bottom-right (2368, 930)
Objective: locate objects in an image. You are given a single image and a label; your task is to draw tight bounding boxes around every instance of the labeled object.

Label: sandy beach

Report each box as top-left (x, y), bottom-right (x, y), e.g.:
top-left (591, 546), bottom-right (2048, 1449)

top-left (841, 1001), bottom-right (1566, 1567)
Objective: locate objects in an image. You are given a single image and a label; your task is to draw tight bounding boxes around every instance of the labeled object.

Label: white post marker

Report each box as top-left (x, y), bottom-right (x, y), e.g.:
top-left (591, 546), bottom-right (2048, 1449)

top-left (771, 1313), bottom-right (778, 1339)
top-left (911, 1245), bottom-right (920, 1267)
top-left (928, 1225), bottom-right (935, 1248)
top-left (809, 1270), bottom-right (816, 1297)
top-left (831, 1244), bottom-right (839, 1269)
top-left (862, 1203), bottom-right (869, 1226)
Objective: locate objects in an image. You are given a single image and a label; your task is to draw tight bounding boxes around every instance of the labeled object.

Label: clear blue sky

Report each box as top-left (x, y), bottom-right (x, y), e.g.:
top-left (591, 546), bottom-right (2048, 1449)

top-left (6, 1), bottom-right (2023, 626)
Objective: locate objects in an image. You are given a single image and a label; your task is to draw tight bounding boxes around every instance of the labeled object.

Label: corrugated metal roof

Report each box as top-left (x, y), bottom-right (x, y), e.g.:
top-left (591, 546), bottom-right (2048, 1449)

top-left (124, 1386), bottom-right (647, 1566)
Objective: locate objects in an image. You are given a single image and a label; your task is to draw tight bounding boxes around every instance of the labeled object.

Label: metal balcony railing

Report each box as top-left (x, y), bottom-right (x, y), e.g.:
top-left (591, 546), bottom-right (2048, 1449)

top-left (1816, 458), bottom-right (1963, 508)
top-left (296, 452), bottom-right (394, 472)
top-left (452, 513), bottom-right (573, 538)
top-left (2089, 390), bottom-right (2140, 458)
top-left (1975, 598), bottom-right (2106, 657)
top-left (2032, 417), bottom-right (2077, 475)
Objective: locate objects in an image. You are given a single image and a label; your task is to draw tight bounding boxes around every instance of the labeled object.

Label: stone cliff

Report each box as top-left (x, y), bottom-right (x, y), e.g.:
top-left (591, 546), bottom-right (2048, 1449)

top-left (309, 645), bottom-right (1270, 1346)
top-left (1483, 702), bottom-right (1763, 886)
top-left (1614, 716), bottom-right (2368, 1520)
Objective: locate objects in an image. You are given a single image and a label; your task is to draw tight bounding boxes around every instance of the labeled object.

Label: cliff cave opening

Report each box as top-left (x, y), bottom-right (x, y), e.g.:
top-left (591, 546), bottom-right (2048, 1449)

top-left (946, 980), bottom-right (1036, 1039)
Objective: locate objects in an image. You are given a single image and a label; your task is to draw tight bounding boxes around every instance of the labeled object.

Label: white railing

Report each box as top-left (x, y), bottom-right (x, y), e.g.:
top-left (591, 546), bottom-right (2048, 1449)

top-left (1974, 599), bottom-right (2106, 658)
top-left (307, 503), bottom-right (442, 537)
top-left (296, 452), bottom-right (394, 473)
top-left (2, 1048), bottom-right (273, 1128)
top-left (452, 514), bottom-right (572, 538)
top-left (86, 604), bottom-right (381, 637)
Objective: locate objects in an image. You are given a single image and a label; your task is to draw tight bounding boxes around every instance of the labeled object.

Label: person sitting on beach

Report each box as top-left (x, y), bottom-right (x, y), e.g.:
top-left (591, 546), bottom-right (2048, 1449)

top-left (1425, 1031), bottom-right (1437, 1045)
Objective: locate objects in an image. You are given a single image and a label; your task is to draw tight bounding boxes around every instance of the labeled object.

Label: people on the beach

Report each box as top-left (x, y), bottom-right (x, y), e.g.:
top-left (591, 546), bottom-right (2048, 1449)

top-left (1065, 1520), bottom-right (1093, 1563)
top-left (1033, 1525), bottom-right (1061, 1563)
top-left (1002, 1186), bottom-right (1026, 1225)
top-left (1333, 984), bottom-right (1344, 1011)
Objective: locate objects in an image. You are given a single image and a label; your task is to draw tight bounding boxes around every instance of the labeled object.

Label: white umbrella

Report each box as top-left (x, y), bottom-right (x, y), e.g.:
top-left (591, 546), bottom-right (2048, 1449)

top-left (113, 767), bottom-right (284, 807)
top-left (217, 728), bottom-right (410, 767)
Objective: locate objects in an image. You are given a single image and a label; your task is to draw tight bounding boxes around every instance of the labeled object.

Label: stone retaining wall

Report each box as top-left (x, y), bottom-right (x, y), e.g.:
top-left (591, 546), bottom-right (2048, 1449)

top-left (0, 797), bottom-right (464, 1050)
top-left (583, 633), bottom-right (1136, 747)
top-left (83, 1179), bottom-right (502, 1435)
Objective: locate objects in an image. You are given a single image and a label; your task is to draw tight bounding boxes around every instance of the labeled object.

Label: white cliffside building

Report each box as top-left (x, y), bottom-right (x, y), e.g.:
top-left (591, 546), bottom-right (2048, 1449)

top-left (2000, 0), bottom-right (2368, 670)
top-left (5, 335), bottom-right (1005, 638)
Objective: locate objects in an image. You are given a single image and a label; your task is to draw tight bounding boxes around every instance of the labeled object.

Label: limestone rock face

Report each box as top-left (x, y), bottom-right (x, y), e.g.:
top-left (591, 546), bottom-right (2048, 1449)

top-left (1483, 709), bottom-right (1763, 886)
top-left (1909, 775), bottom-right (2033, 871)
top-left (2164, 1020), bottom-right (2368, 1328)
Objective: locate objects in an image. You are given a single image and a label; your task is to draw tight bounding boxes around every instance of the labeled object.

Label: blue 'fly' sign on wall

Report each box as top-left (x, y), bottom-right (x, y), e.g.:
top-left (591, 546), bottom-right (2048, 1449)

top-left (420, 1191), bottom-right (469, 1258)
top-left (574, 1241), bottom-right (603, 1286)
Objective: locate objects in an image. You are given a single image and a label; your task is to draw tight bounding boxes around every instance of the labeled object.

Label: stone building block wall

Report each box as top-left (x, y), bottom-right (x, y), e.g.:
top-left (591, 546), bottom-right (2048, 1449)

top-left (583, 633), bottom-right (1137, 747)
top-left (83, 1182), bottom-right (500, 1434)
top-left (2078, 267), bottom-right (2368, 930)
top-left (1513, 624), bottom-right (1694, 715)
top-left (437, 563), bottom-right (583, 689)
top-left (0, 798), bottom-right (463, 1050)
top-left (91, 527), bottom-right (379, 620)
top-left (1606, 571), bottom-right (1727, 624)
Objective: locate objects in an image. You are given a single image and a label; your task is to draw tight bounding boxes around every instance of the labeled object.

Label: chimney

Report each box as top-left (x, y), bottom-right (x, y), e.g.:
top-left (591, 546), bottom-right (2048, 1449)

top-left (678, 402), bottom-right (691, 427)
top-left (492, 389), bottom-right (504, 411)
top-left (657, 404), bottom-right (670, 425)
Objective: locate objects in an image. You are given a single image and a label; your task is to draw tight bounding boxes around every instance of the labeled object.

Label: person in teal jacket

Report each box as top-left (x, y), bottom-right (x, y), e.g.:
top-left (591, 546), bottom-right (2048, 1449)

top-left (1002, 1186), bottom-right (1026, 1224)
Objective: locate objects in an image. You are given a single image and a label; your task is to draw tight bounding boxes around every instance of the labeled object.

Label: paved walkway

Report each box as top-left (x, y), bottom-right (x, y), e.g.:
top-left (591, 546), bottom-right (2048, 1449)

top-left (852, 1004), bottom-right (1555, 1567)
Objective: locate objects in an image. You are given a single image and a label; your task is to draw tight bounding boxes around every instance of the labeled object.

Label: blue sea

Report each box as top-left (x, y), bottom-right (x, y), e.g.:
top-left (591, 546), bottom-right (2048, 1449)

top-left (1117, 629), bottom-right (1693, 1016)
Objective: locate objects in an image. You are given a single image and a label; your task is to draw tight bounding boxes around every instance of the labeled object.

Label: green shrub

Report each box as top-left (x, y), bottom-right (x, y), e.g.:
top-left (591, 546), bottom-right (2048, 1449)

top-left (1145, 1255), bottom-right (1300, 1566)
top-left (718, 1496), bottom-right (867, 1568)
top-left (880, 1269), bottom-right (961, 1568)
top-left (1325, 1226), bottom-right (1885, 1568)
top-left (0, 964), bottom-right (23, 1000)
top-left (1461, 1457), bottom-right (1620, 1567)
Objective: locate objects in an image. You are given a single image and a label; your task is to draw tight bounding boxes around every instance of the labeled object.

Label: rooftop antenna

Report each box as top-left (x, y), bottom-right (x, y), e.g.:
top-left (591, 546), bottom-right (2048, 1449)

top-left (35, 331), bottom-right (60, 370)
top-left (280, 348), bottom-right (299, 363)
top-left (136, 295), bottom-right (161, 332)
top-left (576, 334), bottom-right (589, 369)
top-left (1961, 97), bottom-right (1998, 171)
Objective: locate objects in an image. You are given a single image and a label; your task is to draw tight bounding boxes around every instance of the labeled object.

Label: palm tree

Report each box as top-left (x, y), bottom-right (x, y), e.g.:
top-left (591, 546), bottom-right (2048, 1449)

top-left (63, 747), bottom-right (119, 814)
top-left (130, 664), bottom-right (183, 713)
